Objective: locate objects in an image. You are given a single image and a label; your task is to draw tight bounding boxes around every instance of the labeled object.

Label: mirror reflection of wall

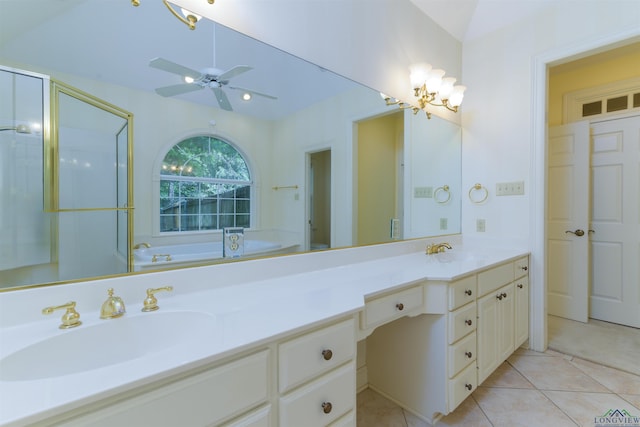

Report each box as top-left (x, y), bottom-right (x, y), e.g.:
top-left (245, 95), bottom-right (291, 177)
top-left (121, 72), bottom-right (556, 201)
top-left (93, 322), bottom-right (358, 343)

top-left (0, 0), bottom-right (462, 290)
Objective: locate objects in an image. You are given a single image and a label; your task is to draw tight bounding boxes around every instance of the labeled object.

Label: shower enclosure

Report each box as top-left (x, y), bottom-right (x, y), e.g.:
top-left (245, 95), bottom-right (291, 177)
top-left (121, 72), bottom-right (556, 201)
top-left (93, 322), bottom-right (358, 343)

top-left (0, 66), bottom-right (133, 289)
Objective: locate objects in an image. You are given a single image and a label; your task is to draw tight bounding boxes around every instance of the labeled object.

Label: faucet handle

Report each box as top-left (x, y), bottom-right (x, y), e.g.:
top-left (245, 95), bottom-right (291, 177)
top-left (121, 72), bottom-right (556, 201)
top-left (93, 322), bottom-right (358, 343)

top-left (142, 286), bottom-right (174, 312)
top-left (42, 301), bottom-right (82, 329)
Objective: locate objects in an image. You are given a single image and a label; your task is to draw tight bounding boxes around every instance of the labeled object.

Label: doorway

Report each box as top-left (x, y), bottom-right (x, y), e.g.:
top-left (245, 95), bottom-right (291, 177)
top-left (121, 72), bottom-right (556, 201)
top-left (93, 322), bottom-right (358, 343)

top-left (530, 35), bottom-right (640, 354)
top-left (308, 149), bottom-right (331, 251)
top-left (547, 115), bottom-right (640, 329)
top-left (355, 112), bottom-right (403, 246)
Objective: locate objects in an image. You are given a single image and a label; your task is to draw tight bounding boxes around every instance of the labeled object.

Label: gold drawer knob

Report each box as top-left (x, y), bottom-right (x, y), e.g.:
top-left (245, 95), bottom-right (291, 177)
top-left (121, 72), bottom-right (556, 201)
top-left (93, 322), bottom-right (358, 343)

top-left (322, 402), bottom-right (333, 414)
top-left (322, 349), bottom-right (333, 361)
top-left (465, 383), bottom-right (473, 391)
top-left (465, 289), bottom-right (473, 296)
top-left (396, 303), bottom-right (404, 311)
top-left (465, 319), bottom-right (473, 326)
top-left (465, 351), bottom-right (473, 358)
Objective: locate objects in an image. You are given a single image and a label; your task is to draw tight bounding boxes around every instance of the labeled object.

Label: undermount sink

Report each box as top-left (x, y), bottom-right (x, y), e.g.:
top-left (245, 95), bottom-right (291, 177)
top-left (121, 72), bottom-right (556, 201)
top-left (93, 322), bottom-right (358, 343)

top-left (430, 251), bottom-right (484, 263)
top-left (0, 311), bottom-right (217, 382)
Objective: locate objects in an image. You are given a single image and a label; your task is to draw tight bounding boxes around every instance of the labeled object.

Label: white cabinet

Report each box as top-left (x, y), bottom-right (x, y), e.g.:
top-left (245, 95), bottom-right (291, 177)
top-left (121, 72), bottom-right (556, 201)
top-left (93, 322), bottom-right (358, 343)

top-left (360, 283), bottom-right (424, 332)
top-left (366, 255), bottom-right (529, 425)
top-left (54, 350), bottom-right (270, 427)
top-left (476, 256), bottom-right (529, 385)
top-left (515, 275), bottom-right (530, 348)
top-left (278, 319), bottom-right (357, 427)
top-left (366, 274), bottom-right (478, 425)
top-left (477, 283), bottom-right (514, 384)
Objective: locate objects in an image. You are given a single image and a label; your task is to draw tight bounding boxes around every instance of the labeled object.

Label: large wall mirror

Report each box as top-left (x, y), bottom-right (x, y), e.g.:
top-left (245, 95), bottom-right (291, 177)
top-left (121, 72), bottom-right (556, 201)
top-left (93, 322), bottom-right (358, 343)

top-left (0, 0), bottom-right (461, 291)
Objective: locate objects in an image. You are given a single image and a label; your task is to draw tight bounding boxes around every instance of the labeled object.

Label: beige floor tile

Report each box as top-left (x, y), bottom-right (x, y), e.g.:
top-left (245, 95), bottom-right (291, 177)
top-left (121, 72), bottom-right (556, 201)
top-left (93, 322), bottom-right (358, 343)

top-left (620, 394), bottom-right (640, 410)
top-left (419, 395), bottom-right (492, 427)
top-left (357, 388), bottom-right (407, 427)
top-left (480, 361), bottom-right (535, 389)
top-left (508, 353), bottom-right (609, 392)
top-left (543, 390), bottom-right (639, 427)
top-left (568, 357), bottom-right (640, 395)
top-left (403, 410), bottom-right (431, 427)
top-left (473, 387), bottom-right (577, 427)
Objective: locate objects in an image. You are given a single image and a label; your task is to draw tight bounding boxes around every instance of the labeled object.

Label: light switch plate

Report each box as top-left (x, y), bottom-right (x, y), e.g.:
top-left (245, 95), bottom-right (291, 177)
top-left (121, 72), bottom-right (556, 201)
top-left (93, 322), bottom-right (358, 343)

top-left (414, 186), bottom-right (433, 198)
top-left (496, 181), bottom-right (525, 196)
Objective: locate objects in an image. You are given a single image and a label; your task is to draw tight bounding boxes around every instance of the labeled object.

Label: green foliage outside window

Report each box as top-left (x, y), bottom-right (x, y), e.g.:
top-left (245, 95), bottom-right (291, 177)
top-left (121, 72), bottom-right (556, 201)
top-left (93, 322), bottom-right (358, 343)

top-left (160, 136), bottom-right (251, 232)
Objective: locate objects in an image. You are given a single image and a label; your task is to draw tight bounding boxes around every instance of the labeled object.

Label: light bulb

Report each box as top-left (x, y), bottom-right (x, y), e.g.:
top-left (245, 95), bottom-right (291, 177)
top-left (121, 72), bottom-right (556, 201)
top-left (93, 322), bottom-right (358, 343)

top-left (438, 77), bottom-right (456, 100)
top-left (184, 76), bottom-right (194, 84)
top-left (449, 85), bottom-right (466, 107)
top-left (409, 63), bottom-right (431, 89)
top-left (425, 69), bottom-right (445, 94)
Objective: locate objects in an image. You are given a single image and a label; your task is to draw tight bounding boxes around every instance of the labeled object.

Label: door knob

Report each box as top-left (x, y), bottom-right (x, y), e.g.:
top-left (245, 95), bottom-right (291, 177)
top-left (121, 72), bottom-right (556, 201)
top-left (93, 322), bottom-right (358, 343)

top-left (565, 229), bottom-right (585, 236)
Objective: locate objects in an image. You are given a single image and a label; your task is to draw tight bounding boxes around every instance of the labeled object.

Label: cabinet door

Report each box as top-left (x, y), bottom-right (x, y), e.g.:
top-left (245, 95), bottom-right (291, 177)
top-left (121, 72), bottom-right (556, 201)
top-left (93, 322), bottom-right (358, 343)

top-left (515, 276), bottom-right (529, 348)
top-left (477, 292), bottom-right (499, 385)
top-left (497, 283), bottom-right (515, 362)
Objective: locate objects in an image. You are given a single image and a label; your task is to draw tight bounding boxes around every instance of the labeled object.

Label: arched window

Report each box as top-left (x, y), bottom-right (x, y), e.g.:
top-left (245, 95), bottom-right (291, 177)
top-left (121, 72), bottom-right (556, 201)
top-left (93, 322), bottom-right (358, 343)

top-left (159, 135), bottom-right (251, 232)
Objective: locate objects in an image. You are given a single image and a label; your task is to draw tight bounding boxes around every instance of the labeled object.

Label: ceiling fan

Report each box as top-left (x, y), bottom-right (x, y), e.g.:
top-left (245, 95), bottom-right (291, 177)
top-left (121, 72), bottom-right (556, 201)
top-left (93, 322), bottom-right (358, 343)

top-left (149, 57), bottom-right (277, 111)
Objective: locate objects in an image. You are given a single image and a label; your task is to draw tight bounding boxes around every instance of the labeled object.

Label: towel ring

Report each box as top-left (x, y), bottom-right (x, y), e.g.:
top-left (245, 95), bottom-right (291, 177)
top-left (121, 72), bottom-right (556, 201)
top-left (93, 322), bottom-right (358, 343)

top-left (468, 183), bottom-right (488, 204)
top-left (434, 185), bottom-right (451, 204)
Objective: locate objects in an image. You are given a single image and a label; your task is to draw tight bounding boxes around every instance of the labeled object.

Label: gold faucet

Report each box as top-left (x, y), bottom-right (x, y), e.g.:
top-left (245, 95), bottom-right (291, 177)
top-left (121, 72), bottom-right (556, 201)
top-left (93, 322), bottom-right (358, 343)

top-left (142, 286), bottom-right (174, 312)
top-left (133, 242), bottom-right (151, 249)
top-left (426, 242), bottom-right (453, 255)
top-left (42, 301), bottom-right (82, 329)
top-left (100, 288), bottom-right (126, 319)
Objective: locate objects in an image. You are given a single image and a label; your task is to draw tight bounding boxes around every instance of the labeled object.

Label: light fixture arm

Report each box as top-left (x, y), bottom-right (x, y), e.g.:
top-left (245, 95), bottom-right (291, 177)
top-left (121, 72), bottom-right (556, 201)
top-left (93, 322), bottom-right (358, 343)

top-left (131, 0), bottom-right (215, 31)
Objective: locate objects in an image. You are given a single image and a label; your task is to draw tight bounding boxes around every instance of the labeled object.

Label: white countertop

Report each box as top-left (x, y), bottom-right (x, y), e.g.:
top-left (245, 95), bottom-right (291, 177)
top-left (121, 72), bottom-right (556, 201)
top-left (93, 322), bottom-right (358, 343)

top-left (0, 244), bottom-right (528, 426)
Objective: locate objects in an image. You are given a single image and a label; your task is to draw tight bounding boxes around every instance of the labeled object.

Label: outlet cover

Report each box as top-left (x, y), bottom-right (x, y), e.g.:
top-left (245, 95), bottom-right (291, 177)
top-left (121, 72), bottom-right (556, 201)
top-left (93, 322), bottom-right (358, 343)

top-left (440, 217), bottom-right (448, 230)
top-left (476, 218), bottom-right (486, 232)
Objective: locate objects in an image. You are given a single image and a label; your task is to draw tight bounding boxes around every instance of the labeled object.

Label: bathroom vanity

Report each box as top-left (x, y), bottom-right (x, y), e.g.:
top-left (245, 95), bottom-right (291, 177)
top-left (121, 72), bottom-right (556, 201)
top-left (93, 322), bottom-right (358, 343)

top-left (0, 239), bottom-right (528, 427)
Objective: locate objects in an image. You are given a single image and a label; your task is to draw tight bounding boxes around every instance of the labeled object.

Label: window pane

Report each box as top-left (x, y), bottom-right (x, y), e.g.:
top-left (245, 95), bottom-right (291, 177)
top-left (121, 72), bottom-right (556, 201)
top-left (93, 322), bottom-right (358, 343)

top-left (159, 136), bottom-right (252, 233)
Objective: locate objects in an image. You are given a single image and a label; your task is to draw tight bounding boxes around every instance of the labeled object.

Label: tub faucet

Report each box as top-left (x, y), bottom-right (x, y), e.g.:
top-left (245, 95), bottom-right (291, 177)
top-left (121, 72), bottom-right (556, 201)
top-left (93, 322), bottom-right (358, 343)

top-left (426, 242), bottom-right (452, 255)
top-left (133, 242), bottom-right (151, 249)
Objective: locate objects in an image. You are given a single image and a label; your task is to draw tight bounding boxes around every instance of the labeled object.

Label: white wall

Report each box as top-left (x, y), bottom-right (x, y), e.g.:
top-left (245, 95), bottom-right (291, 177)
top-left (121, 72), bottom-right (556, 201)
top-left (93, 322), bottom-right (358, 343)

top-left (174, 0), bottom-right (462, 123)
top-left (461, 2), bottom-right (640, 350)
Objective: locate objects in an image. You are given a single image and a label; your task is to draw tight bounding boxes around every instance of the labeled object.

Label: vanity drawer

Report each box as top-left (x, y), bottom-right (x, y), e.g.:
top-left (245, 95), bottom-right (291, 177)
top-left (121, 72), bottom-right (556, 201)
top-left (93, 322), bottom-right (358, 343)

top-left (222, 405), bottom-right (271, 427)
top-left (57, 350), bottom-right (270, 427)
top-left (448, 331), bottom-right (477, 379)
top-left (448, 362), bottom-right (477, 412)
top-left (448, 275), bottom-right (476, 311)
top-left (279, 363), bottom-right (355, 427)
top-left (361, 284), bottom-right (423, 329)
top-left (514, 256), bottom-right (529, 279)
top-left (477, 262), bottom-right (513, 296)
top-left (448, 303), bottom-right (476, 344)
top-left (279, 319), bottom-right (356, 393)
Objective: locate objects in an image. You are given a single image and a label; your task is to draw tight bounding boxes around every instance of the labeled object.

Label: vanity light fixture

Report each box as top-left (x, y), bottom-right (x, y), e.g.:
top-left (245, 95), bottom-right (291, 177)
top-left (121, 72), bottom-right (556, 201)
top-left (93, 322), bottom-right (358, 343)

top-left (131, 0), bottom-right (215, 31)
top-left (381, 63), bottom-right (466, 119)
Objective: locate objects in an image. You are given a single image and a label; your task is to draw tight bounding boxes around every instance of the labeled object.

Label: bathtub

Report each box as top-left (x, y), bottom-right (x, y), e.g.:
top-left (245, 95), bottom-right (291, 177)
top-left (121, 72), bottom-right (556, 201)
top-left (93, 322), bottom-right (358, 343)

top-left (133, 240), bottom-right (297, 271)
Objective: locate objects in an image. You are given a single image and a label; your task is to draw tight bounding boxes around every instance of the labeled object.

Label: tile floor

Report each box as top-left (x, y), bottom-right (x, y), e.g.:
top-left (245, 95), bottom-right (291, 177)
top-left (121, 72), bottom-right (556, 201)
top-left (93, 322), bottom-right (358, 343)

top-left (357, 348), bottom-right (640, 426)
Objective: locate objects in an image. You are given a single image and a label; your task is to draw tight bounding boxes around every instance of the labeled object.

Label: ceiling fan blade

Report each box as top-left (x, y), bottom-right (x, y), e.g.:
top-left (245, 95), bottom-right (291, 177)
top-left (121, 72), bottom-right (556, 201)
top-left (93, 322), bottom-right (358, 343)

top-left (217, 65), bottom-right (252, 81)
top-left (228, 86), bottom-right (278, 100)
top-left (149, 57), bottom-right (201, 79)
top-left (212, 87), bottom-right (233, 111)
top-left (155, 83), bottom-right (203, 97)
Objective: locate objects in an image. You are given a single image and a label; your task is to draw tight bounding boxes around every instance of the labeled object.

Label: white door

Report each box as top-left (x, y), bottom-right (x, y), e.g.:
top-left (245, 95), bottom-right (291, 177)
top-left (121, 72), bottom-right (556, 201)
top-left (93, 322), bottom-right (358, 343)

top-left (589, 115), bottom-right (640, 327)
top-left (547, 121), bottom-right (590, 322)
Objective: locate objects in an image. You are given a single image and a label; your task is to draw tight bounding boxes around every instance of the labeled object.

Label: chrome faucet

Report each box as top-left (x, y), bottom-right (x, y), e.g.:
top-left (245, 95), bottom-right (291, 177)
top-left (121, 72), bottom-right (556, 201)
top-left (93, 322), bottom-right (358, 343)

top-left (133, 242), bottom-right (151, 249)
top-left (426, 242), bottom-right (452, 255)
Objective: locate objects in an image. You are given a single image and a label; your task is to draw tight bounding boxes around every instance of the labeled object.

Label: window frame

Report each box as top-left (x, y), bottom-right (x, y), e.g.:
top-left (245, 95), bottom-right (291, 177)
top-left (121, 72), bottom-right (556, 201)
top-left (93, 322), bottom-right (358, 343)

top-left (153, 133), bottom-right (255, 236)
